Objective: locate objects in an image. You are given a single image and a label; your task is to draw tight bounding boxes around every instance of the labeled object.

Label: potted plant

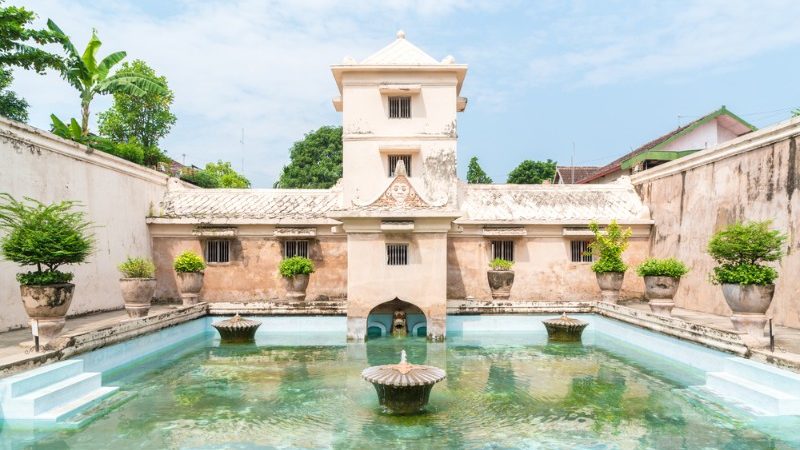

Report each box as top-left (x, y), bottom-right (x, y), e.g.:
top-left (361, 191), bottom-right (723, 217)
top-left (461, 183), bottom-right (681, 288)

top-left (0, 194), bottom-right (93, 345)
top-left (636, 258), bottom-right (689, 316)
top-left (588, 220), bottom-right (632, 304)
top-left (118, 257), bottom-right (157, 318)
top-left (487, 258), bottom-right (514, 300)
top-left (173, 251), bottom-right (205, 305)
top-left (279, 256), bottom-right (315, 301)
top-left (708, 221), bottom-right (786, 344)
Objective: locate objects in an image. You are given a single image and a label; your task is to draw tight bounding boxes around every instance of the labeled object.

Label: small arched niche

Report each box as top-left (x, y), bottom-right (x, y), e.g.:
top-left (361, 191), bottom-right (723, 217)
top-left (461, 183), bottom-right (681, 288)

top-left (366, 298), bottom-right (427, 339)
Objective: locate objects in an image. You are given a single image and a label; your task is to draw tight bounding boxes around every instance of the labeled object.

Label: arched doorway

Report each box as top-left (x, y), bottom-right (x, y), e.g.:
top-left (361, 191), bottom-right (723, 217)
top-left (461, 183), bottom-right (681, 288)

top-left (366, 298), bottom-right (427, 339)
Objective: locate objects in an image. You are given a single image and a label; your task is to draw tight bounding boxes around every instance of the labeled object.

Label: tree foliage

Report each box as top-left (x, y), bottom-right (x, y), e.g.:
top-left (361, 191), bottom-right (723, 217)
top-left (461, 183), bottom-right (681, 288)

top-left (708, 221), bottom-right (786, 285)
top-left (467, 156), bottom-right (493, 184)
top-left (180, 161), bottom-right (251, 189)
top-left (636, 258), bottom-right (689, 278)
top-left (0, 68), bottom-right (28, 122)
top-left (588, 220), bottom-right (631, 273)
top-left (0, 193), bottom-right (94, 285)
top-left (275, 126), bottom-right (342, 188)
top-left (278, 256), bottom-right (315, 278)
top-left (46, 21), bottom-right (167, 136)
top-left (97, 60), bottom-right (176, 149)
top-left (0, 2), bottom-right (63, 73)
top-left (118, 256), bottom-right (155, 278)
top-left (173, 251), bottom-right (205, 273)
top-left (507, 159), bottom-right (557, 184)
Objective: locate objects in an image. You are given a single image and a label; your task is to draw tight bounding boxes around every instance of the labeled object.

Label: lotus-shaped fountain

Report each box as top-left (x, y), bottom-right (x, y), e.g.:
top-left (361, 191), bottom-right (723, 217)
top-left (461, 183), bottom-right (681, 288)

top-left (362, 350), bottom-right (446, 414)
top-left (542, 313), bottom-right (589, 342)
top-left (212, 314), bottom-right (262, 343)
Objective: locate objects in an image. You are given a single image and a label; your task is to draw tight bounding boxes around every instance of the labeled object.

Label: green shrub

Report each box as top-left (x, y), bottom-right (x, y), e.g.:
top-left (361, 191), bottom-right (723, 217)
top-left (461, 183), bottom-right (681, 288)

top-left (489, 258), bottom-right (514, 270)
top-left (279, 256), bottom-right (315, 278)
top-left (118, 257), bottom-right (156, 278)
top-left (708, 221), bottom-right (786, 285)
top-left (173, 251), bottom-right (205, 273)
top-left (0, 194), bottom-right (94, 285)
top-left (636, 258), bottom-right (689, 278)
top-left (588, 220), bottom-right (631, 273)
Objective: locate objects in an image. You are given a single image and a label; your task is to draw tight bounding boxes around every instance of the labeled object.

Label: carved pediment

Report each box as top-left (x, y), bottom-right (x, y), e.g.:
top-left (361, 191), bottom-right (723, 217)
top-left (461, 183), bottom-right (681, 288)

top-left (356, 159), bottom-right (432, 209)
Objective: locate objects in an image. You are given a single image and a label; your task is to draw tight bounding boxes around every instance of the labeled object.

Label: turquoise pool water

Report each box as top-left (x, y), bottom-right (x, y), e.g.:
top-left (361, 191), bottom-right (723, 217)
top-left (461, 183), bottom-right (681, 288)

top-left (2, 319), bottom-right (798, 449)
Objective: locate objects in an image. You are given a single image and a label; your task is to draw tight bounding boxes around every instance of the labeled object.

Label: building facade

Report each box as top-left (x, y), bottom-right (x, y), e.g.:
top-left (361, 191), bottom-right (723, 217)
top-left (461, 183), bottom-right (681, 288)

top-left (147, 32), bottom-right (652, 341)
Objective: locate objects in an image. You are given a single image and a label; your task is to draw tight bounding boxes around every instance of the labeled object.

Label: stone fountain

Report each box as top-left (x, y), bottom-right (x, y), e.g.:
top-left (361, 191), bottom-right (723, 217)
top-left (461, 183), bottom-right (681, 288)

top-left (362, 350), bottom-right (446, 414)
top-left (542, 313), bottom-right (589, 342)
top-left (212, 314), bottom-right (262, 343)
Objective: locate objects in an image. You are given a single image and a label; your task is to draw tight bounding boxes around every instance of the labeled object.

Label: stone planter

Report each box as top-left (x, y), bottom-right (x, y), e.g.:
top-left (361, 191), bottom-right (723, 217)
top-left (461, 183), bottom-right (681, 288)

top-left (721, 283), bottom-right (775, 346)
top-left (119, 278), bottom-right (157, 318)
top-left (643, 276), bottom-right (680, 317)
top-left (19, 283), bottom-right (74, 344)
top-left (596, 272), bottom-right (624, 304)
top-left (176, 272), bottom-right (204, 305)
top-left (285, 273), bottom-right (310, 301)
top-left (487, 270), bottom-right (514, 300)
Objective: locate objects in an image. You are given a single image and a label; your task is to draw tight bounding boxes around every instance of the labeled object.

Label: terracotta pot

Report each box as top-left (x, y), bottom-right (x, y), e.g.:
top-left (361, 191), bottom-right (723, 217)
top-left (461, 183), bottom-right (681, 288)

top-left (643, 276), bottom-right (680, 316)
top-left (176, 271), bottom-right (204, 305)
top-left (286, 273), bottom-right (310, 301)
top-left (721, 283), bottom-right (775, 345)
top-left (119, 278), bottom-right (156, 318)
top-left (19, 283), bottom-right (74, 343)
top-left (487, 270), bottom-right (514, 300)
top-left (596, 272), bottom-right (624, 304)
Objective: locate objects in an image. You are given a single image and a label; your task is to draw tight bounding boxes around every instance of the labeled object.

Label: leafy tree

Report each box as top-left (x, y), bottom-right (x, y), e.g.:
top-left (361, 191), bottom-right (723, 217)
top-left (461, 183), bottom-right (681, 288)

top-left (466, 156), bottom-right (493, 184)
top-left (708, 221), bottom-right (786, 285)
top-left (0, 69), bottom-right (27, 121)
top-left (506, 159), bottom-right (557, 184)
top-left (97, 59), bottom-right (176, 149)
top-left (50, 114), bottom-right (145, 165)
top-left (275, 126), bottom-right (342, 188)
top-left (588, 220), bottom-right (632, 273)
top-left (46, 21), bottom-right (167, 136)
top-left (180, 161), bottom-right (250, 189)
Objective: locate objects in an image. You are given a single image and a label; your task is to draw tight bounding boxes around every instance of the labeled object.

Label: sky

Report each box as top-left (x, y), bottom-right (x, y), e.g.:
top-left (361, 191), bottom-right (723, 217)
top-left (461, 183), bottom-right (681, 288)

top-left (9, 0), bottom-right (800, 187)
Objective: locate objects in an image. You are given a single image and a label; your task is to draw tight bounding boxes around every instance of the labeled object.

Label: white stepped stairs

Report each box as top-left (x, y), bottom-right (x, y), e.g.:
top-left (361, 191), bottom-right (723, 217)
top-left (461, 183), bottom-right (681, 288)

top-left (704, 357), bottom-right (800, 416)
top-left (0, 360), bottom-right (118, 422)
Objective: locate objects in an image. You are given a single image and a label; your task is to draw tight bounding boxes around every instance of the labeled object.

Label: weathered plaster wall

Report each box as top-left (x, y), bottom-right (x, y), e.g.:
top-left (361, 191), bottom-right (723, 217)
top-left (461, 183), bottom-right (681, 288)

top-left (633, 121), bottom-right (800, 328)
top-left (0, 119), bottom-right (179, 332)
top-left (149, 224), bottom-right (347, 302)
top-left (447, 226), bottom-right (650, 301)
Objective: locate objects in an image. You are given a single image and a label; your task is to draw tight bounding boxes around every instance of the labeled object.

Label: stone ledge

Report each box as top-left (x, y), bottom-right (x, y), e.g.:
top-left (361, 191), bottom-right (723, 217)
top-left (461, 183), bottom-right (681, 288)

top-left (208, 300), bottom-right (347, 316)
top-left (447, 299), bottom-right (594, 314)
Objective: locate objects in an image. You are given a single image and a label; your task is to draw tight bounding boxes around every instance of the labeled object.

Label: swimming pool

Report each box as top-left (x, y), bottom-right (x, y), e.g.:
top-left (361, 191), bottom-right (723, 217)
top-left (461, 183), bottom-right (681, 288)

top-left (1, 315), bottom-right (798, 449)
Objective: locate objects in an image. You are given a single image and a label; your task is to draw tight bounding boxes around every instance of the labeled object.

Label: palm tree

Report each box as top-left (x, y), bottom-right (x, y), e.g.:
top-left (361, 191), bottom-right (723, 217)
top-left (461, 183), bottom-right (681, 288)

top-left (47, 20), bottom-right (166, 136)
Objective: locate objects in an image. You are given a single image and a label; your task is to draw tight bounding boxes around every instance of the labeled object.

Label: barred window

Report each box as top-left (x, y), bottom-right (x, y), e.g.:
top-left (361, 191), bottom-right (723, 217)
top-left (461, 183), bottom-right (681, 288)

top-left (386, 244), bottom-right (409, 266)
top-left (388, 155), bottom-right (412, 177)
top-left (205, 240), bottom-right (230, 263)
top-left (284, 240), bottom-right (309, 258)
top-left (491, 240), bottom-right (514, 261)
top-left (388, 96), bottom-right (411, 119)
top-left (571, 240), bottom-right (593, 263)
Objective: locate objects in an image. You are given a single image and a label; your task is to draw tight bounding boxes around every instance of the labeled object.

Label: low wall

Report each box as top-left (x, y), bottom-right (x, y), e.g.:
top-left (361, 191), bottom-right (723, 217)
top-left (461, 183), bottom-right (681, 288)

top-left (0, 118), bottom-right (185, 332)
top-left (633, 117), bottom-right (800, 328)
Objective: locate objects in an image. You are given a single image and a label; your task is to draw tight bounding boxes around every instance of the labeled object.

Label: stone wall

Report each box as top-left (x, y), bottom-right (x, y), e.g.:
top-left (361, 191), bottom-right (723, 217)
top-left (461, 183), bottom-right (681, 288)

top-left (0, 118), bottom-right (181, 332)
top-left (633, 117), bottom-right (800, 328)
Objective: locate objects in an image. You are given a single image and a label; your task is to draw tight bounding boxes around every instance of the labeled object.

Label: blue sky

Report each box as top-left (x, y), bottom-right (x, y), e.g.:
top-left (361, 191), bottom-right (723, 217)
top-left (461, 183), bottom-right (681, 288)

top-left (11, 0), bottom-right (800, 187)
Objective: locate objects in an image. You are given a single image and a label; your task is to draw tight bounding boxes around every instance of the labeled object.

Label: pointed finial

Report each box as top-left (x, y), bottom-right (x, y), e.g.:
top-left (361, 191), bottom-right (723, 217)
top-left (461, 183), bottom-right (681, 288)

top-left (396, 30), bottom-right (406, 39)
top-left (442, 55), bottom-right (455, 64)
top-left (400, 349), bottom-right (407, 364)
top-left (394, 158), bottom-right (407, 177)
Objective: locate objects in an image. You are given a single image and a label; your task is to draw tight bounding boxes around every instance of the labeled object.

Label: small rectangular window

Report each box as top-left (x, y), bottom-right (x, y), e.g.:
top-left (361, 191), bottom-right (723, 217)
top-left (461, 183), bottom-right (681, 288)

top-left (205, 240), bottom-right (230, 263)
top-left (571, 240), bottom-right (593, 263)
top-left (388, 155), bottom-right (412, 177)
top-left (284, 240), bottom-right (309, 258)
top-left (491, 240), bottom-right (514, 261)
top-left (386, 244), bottom-right (409, 266)
top-left (388, 96), bottom-right (411, 119)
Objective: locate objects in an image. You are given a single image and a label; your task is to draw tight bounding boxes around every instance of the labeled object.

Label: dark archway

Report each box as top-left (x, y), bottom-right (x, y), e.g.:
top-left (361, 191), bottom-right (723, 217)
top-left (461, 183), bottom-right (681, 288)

top-left (366, 298), bottom-right (427, 339)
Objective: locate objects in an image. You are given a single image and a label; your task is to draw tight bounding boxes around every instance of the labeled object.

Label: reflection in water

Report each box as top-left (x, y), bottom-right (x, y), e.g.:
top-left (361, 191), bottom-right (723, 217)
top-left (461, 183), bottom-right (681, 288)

top-left (1, 333), bottom-right (798, 449)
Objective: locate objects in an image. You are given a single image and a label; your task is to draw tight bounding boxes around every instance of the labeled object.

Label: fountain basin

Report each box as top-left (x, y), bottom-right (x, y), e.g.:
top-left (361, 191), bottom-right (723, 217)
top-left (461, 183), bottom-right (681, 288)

top-left (362, 350), bottom-right (446, 414)
top-left (542, 313), bottom-right (589, 342)
top-left (212, 314), bottom-right (262, 343)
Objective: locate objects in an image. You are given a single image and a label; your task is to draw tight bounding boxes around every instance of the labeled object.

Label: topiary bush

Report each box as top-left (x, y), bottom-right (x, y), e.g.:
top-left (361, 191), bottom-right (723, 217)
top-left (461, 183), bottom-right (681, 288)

top-left (173, 251), bottom-right (205, 273)
top-left (0, 194), bottom-right (94, 285)
top-left (707, 221), bottom-right (786, 285)
top-left (588, 220), bottom-right (631, 273)
top-left (488, 258), bottom-right (514, 270)
top-left (279, 256), bottom-right (315, 278)
top-left (119, 257), bottom-right (156, 278)
top-left (636, 258), bottom-right (689, 278)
